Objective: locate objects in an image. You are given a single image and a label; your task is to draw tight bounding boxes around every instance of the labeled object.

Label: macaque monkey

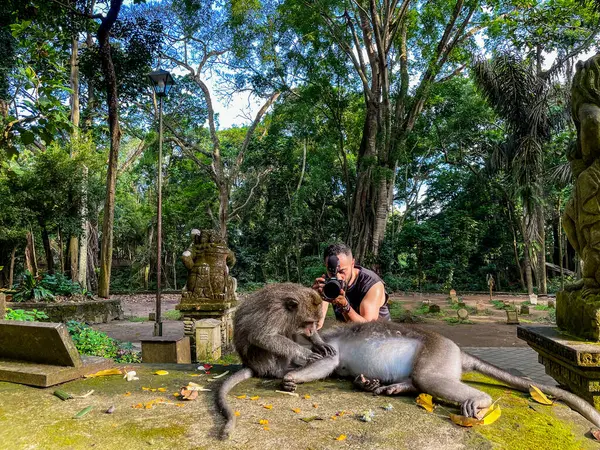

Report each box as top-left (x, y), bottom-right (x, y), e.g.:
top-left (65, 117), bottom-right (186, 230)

top-left (282, 321), bottom-right (600, 428)
top-left (217, 283), bottom-right (335, 439)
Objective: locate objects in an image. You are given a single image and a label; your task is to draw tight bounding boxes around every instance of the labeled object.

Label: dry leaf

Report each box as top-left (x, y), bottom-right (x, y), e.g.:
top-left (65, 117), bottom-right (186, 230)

top-left (133, 403), bottom-right (143, 409)
top-left (180, 388), bottom-right (199, 401)
top-left (175, 403), bottom-right (185, 407)
top-left (335, 435), bottom-right (347, 441)
top-left (331, 416), bottom-right (337, 420)
top-left (250, 396), bottom-right (260, 400)
top-left (304, 394), bottom-right (311, 400)
top-left (263, 404), bottom-right (273, 409)
top-left (313, 403), bottom-right (318, 408)
top-left (142, 387), bottom-right (150, 391)
top-left (234, 411), bottom-right (240, 417)
top-left (236, 395), bottom-right (247, 399)
top-left (259, 419), bottom-right (269, 425)
top-left (449, 413), bottom-right (483, 427)
top-left (416, 393), bottom-right (434, 413)
top-left (482, 405), bottom-right (501, 425)
top-left (263, 426), bottom-right (270, 431)
top-left (157, 388), bottom-right (167, 392)
top-left (173, 393), bottom-right (180, 397)
top-left (154, 370), bottom-right (169, 376)
top-left (529, 385), bottom-right (553, 405)
top-left (291, 408), bottom-right (301, 413)
top-left (124, 392), bottom-right (132, 397)
top-left (84, 368), bottom-right (122, 378)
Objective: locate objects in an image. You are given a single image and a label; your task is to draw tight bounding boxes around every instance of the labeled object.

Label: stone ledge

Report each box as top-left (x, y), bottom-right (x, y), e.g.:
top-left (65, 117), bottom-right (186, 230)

top-left (6, 299), bottom-right (124, 324)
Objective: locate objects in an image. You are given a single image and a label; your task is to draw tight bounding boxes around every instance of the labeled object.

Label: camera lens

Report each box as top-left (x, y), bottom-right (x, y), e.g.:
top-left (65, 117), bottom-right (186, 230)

top-left (323, 279), bottom-right (342, 300)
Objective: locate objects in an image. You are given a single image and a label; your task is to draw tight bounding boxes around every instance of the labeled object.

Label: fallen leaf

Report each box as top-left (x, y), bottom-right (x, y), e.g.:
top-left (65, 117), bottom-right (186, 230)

top-left (173, 393), bottom-right (180, 397)
top-left (124, 392), bottom-right (132, 397)
top-left (84, 368), bottom-right (122, 378)
top-left (234, 411), bottom-right (240, 417)
top-left (259, 419), bottom-right (269, 425)
top-left (236, 395), bottom-right (247, 399)
top-left (482, 405), bottom-right (501, 425)
top-left (304, 394), bottom-right (311, 400)
top-left (529, 385), bottom-right (553, 405)
top-left (142, 387), bottom-right (151, 391)
top-left (189, 374), bottom-right (202, 377)
top-left (591, 428), bottom-right (600, 441)
top-left (154, 370), bottom-right (169, 376)
top-left (180, 388), bottom-right (199, 401)
top-left (292, 408), bottom-right (301, 413)
top-left (416, 393), bottom-right (434, 413)
top-left (212, 370), bottom-right (230, 379)
top-left (449, 413), bottom-right (483, 427)
top-left (331, 416), bottom-right (337, 420)
top-left (157, 388), bottom-right (167, 392)
top-left (73, 406), bottom-right (93, 419)
top-left (250, 396), bottom-right (260, 400)
top-left (263, 426), bottom-right (270, 431)
top-left (335, 434), bottom-right (347, 441)
top-left (133, 403), bottom-right (143, 409)
top-left (150, 388), bottom-right (157, 392)
top-left (175, 403), bottom-right (185, 407)
top-left (263, 404), bottom-right (273, 409)
top-left (313, 403), bottom-right (318, 408)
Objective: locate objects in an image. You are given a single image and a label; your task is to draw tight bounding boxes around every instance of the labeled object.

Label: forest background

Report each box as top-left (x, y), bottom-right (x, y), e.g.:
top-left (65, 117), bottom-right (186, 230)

top-left (1, 0), bottom-right (599, 297)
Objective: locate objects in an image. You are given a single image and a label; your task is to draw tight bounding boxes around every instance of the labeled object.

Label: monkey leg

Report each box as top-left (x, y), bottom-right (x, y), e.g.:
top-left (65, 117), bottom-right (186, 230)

top-left (282, 355), bottom-right (339, 392)
top-left (372, 380), bottom-right (417, 396)
top-left (417, 377), bottom-right (492, 417)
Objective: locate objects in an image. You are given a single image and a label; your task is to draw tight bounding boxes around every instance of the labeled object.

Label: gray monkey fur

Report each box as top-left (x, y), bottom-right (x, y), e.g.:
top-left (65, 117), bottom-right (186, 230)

top-left (282, 321), bottom-right (600, 428)
top-left (216, 282), bottom-right (335, 439)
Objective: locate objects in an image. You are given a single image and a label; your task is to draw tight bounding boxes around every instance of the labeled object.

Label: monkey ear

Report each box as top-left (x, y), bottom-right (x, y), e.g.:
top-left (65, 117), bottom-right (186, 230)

top-left (284, 297), bottom-right (299, 311)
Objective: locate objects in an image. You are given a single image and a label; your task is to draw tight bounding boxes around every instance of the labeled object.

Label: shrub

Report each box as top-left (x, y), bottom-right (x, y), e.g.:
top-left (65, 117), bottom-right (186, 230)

top-left (4, 308), bottom-right (49, 321)
top-left (12, 271), bottom-right (91, 302)
top-left (65, 320), bottom-right (141, 363)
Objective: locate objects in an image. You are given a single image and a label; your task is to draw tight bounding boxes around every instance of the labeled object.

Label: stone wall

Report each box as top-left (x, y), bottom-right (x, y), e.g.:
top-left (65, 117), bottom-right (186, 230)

top-left (6, 299), bottom-right (124, 324)
top-left (556, 290), bottom-right (600, 341)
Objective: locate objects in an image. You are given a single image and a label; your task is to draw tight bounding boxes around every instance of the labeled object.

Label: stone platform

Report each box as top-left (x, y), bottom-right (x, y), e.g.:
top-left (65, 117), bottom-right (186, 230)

top-left (518, 325), bottom-right (600, 408)
top-left (7, 299), bottom-right (124, 324)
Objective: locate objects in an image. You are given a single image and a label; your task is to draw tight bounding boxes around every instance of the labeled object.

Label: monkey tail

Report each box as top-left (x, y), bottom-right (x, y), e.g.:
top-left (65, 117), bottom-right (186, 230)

top-left (462, 352), bottom-right (600, 428)
top-left (216, 367), bottom-right (253, 440)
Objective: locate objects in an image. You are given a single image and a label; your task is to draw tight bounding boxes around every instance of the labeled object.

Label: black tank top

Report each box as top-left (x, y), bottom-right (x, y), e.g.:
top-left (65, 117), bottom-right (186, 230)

top-left (334, 266), bottom-right (391, 322)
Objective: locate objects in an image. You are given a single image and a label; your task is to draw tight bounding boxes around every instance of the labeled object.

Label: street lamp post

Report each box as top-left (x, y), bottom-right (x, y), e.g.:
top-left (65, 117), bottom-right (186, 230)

top-left (148, 69), bottom-right (175, 337)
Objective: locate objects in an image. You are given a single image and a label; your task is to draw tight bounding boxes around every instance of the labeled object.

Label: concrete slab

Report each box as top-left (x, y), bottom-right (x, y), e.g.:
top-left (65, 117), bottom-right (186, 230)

top-left (0, 320), bottom-right (82, 367)
top-left (141, 336), bottom-right (191, 364)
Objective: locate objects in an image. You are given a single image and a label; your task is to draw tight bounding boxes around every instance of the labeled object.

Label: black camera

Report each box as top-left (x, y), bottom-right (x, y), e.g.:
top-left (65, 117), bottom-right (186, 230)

top-left (322, 255), bottom-right (346, 300)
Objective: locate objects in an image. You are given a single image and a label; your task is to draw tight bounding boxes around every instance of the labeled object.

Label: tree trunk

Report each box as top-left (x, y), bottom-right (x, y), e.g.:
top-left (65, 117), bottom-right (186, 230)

top-left (78, 167), bottom-right (89, 287)
top-left (25, 230), bottom-right (38, 276)
top-left (97, 0), bottom-right (124, 298)
top-left (57, 227), bottom-right (65, 274)
top-left (68, 32), bottom-right (80, 281)
top-left (87, 220), bottom-right (99, 292)
top-left (552, 209), bottom-right (560, 265)
top-left (536, 203), bottom-right (547, 294)
top-left (9, 245), bottom-right (16, 288)
top-left (173, 252), bottom-right (177, 290)
top-left (523, 241), bottom-right (534, 295)
top-left (40, 224), bottom-right (54, 274)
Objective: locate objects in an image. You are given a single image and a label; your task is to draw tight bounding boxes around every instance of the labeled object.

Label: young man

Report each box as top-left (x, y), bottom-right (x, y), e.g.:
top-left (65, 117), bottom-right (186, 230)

top-left (312, 243), bottom-right (390, 329)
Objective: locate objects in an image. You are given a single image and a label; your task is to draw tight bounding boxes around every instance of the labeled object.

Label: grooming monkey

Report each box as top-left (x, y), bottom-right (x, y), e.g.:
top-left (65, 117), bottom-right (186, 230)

top-left (282, 321), bottom-right (600, 427)
top-left (217, 283), bottom-right (335, 439)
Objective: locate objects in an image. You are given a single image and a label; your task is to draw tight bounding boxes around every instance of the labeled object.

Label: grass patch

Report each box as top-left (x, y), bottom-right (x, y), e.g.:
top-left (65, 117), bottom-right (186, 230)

top-left (164, 309), bottom-right (182, 320)
top-left (443, 317), bottom-right (474, 325)
top-left (212, 352), bottom-right (242, 365)
top-left (128, 316), bottom-right (148, 322)
top-left (534, 304), bottom-right (550, 311)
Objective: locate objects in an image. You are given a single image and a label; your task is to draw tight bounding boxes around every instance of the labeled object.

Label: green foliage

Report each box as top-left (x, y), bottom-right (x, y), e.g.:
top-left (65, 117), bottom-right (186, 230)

top-left (12, 271), bottom-right (55, 302)
top-left (65, 321), bottom-right (141, 363)
top-left (4, 308), bottom-right (49, 321)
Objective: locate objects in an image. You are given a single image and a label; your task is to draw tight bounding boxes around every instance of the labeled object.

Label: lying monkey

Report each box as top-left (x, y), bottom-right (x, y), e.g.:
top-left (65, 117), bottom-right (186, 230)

top-left (281, 321), bottom-right (600, 427)
top-left (217, 283), bottom-right (335, 439)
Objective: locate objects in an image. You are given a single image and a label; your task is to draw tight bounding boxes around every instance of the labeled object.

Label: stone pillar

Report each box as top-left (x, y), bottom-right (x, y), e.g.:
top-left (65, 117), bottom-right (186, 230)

top-left (195, 319), bottom-right (222, 361)
top-left (0, 293), bottom-right (5, 319)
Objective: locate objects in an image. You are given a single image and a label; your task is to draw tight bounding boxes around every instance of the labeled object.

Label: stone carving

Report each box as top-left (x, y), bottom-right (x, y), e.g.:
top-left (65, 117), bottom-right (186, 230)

top-left (558, 54), bottom-right (600, 340)
top-left (180, 229), bottom-right (237, 306)
top-left (563, 54), bottom-right (600, 297)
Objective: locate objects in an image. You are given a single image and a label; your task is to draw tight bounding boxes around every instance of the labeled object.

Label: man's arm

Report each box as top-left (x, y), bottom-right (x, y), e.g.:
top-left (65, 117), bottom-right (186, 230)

top-left (338, 281), bottom-right (386, 323)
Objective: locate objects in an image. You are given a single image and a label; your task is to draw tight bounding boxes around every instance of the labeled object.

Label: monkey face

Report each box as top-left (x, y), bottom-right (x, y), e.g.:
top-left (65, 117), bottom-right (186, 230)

top-left (301, 320), bottom-right (318, 337)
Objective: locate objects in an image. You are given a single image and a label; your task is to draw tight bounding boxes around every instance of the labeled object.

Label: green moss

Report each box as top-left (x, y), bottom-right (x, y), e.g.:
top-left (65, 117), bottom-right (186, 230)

top-left (462, 372), bottom-right (596, 450)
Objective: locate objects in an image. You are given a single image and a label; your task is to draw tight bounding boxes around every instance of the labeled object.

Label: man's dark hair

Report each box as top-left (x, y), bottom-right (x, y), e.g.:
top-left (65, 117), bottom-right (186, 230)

top-left (323, 243), bottom-right (353, 261)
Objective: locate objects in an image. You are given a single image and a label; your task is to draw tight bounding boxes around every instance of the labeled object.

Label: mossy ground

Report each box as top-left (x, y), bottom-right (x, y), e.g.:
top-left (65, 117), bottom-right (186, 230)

top-left (1, 366), bottom-right (599, 450)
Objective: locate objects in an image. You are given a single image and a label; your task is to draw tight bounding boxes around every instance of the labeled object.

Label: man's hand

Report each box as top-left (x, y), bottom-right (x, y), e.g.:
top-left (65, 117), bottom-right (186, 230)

top-left (331, 289), bottom-right (348, 309)
top-left (312, 274), bottom-right (326, 298)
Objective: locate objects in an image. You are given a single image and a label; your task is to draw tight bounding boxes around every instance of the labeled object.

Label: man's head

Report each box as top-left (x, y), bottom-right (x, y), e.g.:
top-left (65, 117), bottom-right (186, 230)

top-left (323, 243), bottom-right (354, 283)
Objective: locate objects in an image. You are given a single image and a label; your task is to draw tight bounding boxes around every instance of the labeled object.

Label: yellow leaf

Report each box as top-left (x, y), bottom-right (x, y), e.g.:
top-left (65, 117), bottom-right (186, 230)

top-left (132, 403), bottom-right (143, 409)
top-left (335, 434), bottom-right (347, 441)
top-left (84, 368), bottom-right (122, 378)
top-left (154, 370), bottom-right (169, 376)
top-left (236, 395), bottom-right (247, 399)
top-left (175, 403), bottom-right (185, 407)
top-left (150, 388), bottom-right (157, 392)
top-left (449, 414), bottom-right (483, 427)
top-left (173, 393), bottom-right (180, 397)
top-left (250, 396), bottom-right (260, 400)
top-left (263, 426), bottom-right (270, 431)
top-left (124, 392), bottom-right (131, 396)
top-left (189, 374), bottom-right (202, 377)
top-left (259, 419), bottom-right (269, 425)
top-left (416, 393), bottom-right (434, 413)
top-left (263, 404), bottom-right (273, 409)
top-left (529, 385), bottom-right (553, 405)
top-left (304, 394), bottom-right (311, 399)
top-left (157, 388), bottom-right (167, 392)
top-left (313, 403), bottom-right (318, 408)
top-left (331, 416), bottom-right (337, 420)
top-left (482, 405), bottom-right (501, 425)
top-left (142, 387), bottom-right (150, 391)
top-left (234, 411), bottom-right (240, 417)
top-left (291, 408), bottom-right (301, 413)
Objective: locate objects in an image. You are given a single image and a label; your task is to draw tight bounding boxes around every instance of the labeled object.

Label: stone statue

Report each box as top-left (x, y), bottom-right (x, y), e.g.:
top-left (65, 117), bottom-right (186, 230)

top-left (180, 229), bottom-right (237, 305)
top-left (563, 54), bottom-right (600, 298)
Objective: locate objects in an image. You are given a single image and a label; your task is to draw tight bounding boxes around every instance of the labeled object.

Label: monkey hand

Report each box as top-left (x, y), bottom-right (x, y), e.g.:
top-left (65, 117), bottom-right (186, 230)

top-left (281, 373), bottom-right (297, 392)
top-left (311, 342), bottom-right (336, 357)
top-left (291, 348), bottom-right (321, 366)
top-left (306, 352), bottom-right (324, 363)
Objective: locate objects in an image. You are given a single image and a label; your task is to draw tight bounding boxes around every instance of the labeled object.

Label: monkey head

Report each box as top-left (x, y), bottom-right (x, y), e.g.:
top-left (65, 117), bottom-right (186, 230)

top-left (281, 288), bottom-right (324, 337)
